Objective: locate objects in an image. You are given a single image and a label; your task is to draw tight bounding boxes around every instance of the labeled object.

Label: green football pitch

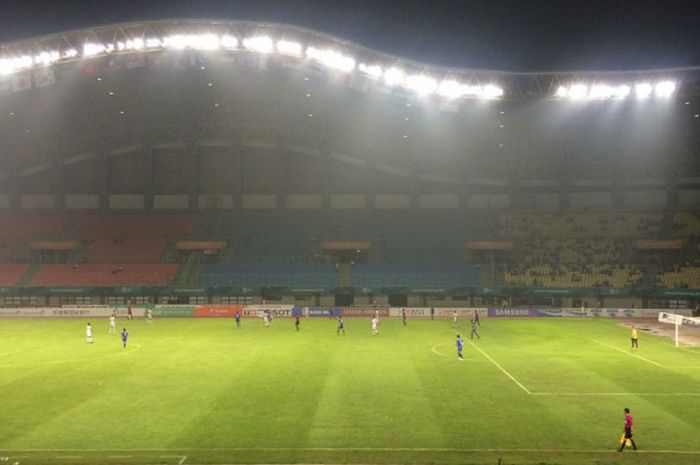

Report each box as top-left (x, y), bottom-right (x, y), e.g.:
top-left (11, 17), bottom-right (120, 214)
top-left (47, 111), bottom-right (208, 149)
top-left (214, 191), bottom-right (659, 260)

top-left (1, 317), bottom-right (700, 465)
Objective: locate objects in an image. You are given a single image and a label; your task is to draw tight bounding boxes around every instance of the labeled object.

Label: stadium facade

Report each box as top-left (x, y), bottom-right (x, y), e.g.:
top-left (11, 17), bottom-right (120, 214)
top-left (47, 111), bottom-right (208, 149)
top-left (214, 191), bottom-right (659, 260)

top-left (0, 19), bottom-right (699, 312)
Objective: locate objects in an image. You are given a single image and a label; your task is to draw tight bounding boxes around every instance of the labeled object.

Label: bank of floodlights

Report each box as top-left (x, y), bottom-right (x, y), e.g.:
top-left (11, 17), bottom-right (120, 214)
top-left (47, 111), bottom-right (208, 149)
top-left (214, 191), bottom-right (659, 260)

top-left (9, 29), bottom-right (680, 104)
top-left (555, 80), bottom-right (677, 100)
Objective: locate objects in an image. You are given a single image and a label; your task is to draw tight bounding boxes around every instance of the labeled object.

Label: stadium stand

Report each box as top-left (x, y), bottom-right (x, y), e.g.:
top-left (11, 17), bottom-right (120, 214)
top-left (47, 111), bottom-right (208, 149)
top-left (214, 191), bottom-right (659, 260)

top-left (86, 239), bottom-right (167, 263)
top-left (351, 264), bottom-right (480, 288)
top-left (0, 214), bottom-right (67, 239)
top-left (0, 264), bottom-right (30, 286)
top-left (673, 212), bottom-right (700, 237)
top-left (656, 265), bottom-right (700, 289)
top-left (499, 213), bottom-right (662, 238)
top-left (504, 264), bottom-right (642, 288)
top-left (31, 264), bottom-right (179, 286)
top-left (199, 263), bottom-right (338, 288)
top-left (73, 213), bottom-right (197, 238)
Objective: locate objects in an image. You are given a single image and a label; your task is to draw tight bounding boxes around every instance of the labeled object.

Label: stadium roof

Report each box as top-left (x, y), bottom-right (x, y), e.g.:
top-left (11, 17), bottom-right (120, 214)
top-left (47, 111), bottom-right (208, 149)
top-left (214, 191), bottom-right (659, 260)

top-left (2, 19), bottom-right (700, 99)
top-left (0, 19), bottom-right (699, 184)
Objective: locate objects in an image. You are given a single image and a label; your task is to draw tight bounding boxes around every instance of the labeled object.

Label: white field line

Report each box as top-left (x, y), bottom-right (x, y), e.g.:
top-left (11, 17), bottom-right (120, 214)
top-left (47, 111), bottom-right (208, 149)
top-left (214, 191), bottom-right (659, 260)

top-left (161, 455), bottom-right (187, 464)
top-left (107, 455), bottom-right (134, 459)
top-left (4, 447), bottom-right (700, 455)
top-left (531, 392), bottom-right (700, 396)
top-left (467, 340), bottom-right (531, 394)
top-left (592, 340), bottom-right (665, 368)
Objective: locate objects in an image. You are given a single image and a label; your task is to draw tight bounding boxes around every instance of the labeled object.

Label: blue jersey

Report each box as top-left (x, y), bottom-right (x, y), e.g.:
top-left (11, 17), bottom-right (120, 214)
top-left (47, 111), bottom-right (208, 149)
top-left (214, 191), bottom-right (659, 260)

top-left (456, 338), bottom-right (463, 351)
top-left (121, 330), bottom-right (128, 341)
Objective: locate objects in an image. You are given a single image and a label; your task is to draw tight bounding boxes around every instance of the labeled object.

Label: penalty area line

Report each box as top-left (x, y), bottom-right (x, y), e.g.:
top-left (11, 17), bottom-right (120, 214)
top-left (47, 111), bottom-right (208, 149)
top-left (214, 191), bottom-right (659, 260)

top-left (592, 340), bottom-right (665, 368)
top-left (467, 340), bottom-right (531, 394)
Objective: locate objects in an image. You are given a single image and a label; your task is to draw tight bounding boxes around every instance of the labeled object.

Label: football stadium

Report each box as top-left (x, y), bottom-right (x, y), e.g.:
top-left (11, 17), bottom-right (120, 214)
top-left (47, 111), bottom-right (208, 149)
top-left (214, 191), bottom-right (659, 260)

top-left (1, 17), bottom-right (700, 465)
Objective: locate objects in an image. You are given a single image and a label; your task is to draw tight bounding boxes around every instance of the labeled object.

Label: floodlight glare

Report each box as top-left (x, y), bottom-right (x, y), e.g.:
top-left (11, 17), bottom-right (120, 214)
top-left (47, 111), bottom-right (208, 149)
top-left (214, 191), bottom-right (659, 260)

top-left (555, 86), bottom-right (569, 98)
top-left (405, 75), bottom-right (437, 95)
top-left (635, 83), bottom-right (653, 99)
top-left (243, 36), bottom-right (274, 54)
top-left (220, 35), bottom-right (239, 49)
top-left (568, 84), bottom-right (588, 100)
top-left (164, 34), bottom-right (220, 50)
top-left (482, 84), bottom-right (504, 99)
top-left (62, 49), bottom-right (78, 58)
top-left (83, 43), bottom-right (106, 57)
top-left (145, 38), bottom-right (163, 49)
top-left (34, 51), bottom-right (60, 66)
top-left (384, 67), bottom-right (405, 86)
top-left (276, 40), bottom-right (303, 57)
top-left (464, 85), bottom-right (483, 97)
top-left (589, 84), bottom-right (614, 99)
top-left (437, 80), bottom-right (466, 99)
top-left (306, 47), bottom-right (355, 72)
top-left (612, 85), bottom-right (631, 99)
top-left (358, 63), bottom-right (383, 79)
top-left (655, 80), bottom-right (676, 97)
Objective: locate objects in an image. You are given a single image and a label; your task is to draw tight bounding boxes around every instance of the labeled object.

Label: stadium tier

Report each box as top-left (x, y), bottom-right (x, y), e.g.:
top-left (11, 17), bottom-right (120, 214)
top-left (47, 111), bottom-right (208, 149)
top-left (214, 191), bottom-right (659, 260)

top-left (199, 263), bottom-right (338, 287)
top-left (0, 214), bottom-right (67, 239)
top-left (499, 212), bottom-right (663, 238)
top-left (30, 264), bottom-right (179, 286)
top-left (351, 263), bottom-right (480, 288)
top-left (72, 213), bottom-right (198, 238)
top-left (86, 238), bottom-right (167, 263)
top-left (504, 264), bottom-right (643, 288)
top-left (656, 266), bottom-right (700, 289)
top-left (0, 264), bottom-right (30, 286)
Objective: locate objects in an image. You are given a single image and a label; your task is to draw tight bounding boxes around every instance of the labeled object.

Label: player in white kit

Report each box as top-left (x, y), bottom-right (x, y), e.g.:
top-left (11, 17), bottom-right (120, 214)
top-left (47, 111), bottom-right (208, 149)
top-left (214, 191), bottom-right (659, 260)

top-left (371, 317), bottom-right (379, 336)
top-left (86, 323), bottom-right (94, 344)
top-left (108, 315), bottom-right (116, 334)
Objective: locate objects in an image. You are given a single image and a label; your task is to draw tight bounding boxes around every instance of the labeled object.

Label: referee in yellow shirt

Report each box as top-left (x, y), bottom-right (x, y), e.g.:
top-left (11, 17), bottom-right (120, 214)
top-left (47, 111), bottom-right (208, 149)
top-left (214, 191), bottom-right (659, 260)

top-left (631, 327), bottom-right (639, 350)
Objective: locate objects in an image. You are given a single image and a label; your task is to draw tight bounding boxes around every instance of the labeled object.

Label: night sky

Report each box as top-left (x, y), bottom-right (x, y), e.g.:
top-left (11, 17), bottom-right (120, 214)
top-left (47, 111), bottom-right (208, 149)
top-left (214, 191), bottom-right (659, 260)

top-left (1, 0), bottom-right (699, 72)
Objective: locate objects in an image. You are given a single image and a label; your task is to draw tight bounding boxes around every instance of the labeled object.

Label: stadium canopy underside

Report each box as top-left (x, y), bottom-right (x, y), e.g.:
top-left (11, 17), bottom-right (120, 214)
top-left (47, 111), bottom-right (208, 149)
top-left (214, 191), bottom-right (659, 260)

top-left (0, 19), bottom-right (699, 203)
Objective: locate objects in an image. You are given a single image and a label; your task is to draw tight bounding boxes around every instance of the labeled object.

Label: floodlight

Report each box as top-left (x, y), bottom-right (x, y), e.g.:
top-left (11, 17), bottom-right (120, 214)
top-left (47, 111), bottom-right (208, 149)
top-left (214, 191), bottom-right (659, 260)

top-left (555, 86), bottom-right (569, 98)
top-left (243, 36), bottom-right (274, 54)
top-left (164, 34), bottom-right (220, 50)
top-left (612, 85), bottom-right (631, 99)
top-left (482, 84), bottom-right (504, 99)
top-left (306, 47), bottom-right (355, 72)
top-left (276, 40), bottom-right (303, 56)
top-left (0, 55), bottom-right (33, 75)
top-left (635, 83), bottom-right (653, 99)
top-left (384, 67), bottom-right (405, 86)
top-left (568, 84), bottom-right (588, 100)
top-left (358, 63), bottom-right (383, 79)
top-left (464, 85), bottom-right (483, 97)
top-left (34, 51), bottom-right (60, 66)
top-left (655, 80), bottom-right (676, 98)
top-left (405, 75), bottom-right (437, 95)
top-left (83, 43), bottom-right (106, 57)
top-left (437, 80), bottom-right (466, 99)
top-left (62, 49), bottom-right (78, 58)
top-left (589, 84), bottom-right (614, 99)
top-left (220, 35), bottom-right (239, 49)
top-left (145, 38), bottom-right (162, 49)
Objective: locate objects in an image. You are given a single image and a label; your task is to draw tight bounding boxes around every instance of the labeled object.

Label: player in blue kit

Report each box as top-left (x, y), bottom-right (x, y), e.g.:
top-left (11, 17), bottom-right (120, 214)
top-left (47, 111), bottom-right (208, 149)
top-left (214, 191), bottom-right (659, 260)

top-left (456, 334), bottom-right (464, 361)
top-left (234, 312), bottom-right (241, 328)
top-left (121, 328), bottom-right (128, 348)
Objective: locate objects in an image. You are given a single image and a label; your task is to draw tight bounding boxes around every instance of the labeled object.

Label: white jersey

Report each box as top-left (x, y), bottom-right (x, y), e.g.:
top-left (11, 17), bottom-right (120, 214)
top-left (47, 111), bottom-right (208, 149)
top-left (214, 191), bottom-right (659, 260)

top-left (147, 310), bottom-right (152, 319)
top-left (109, 316), bottom-right (116, 327)
top-left (453, 312), bottom-right (458, 321)
top-left (371, 318), bottom-right (378, 329)
top-left (86, 325), bottom-right (93, 337)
